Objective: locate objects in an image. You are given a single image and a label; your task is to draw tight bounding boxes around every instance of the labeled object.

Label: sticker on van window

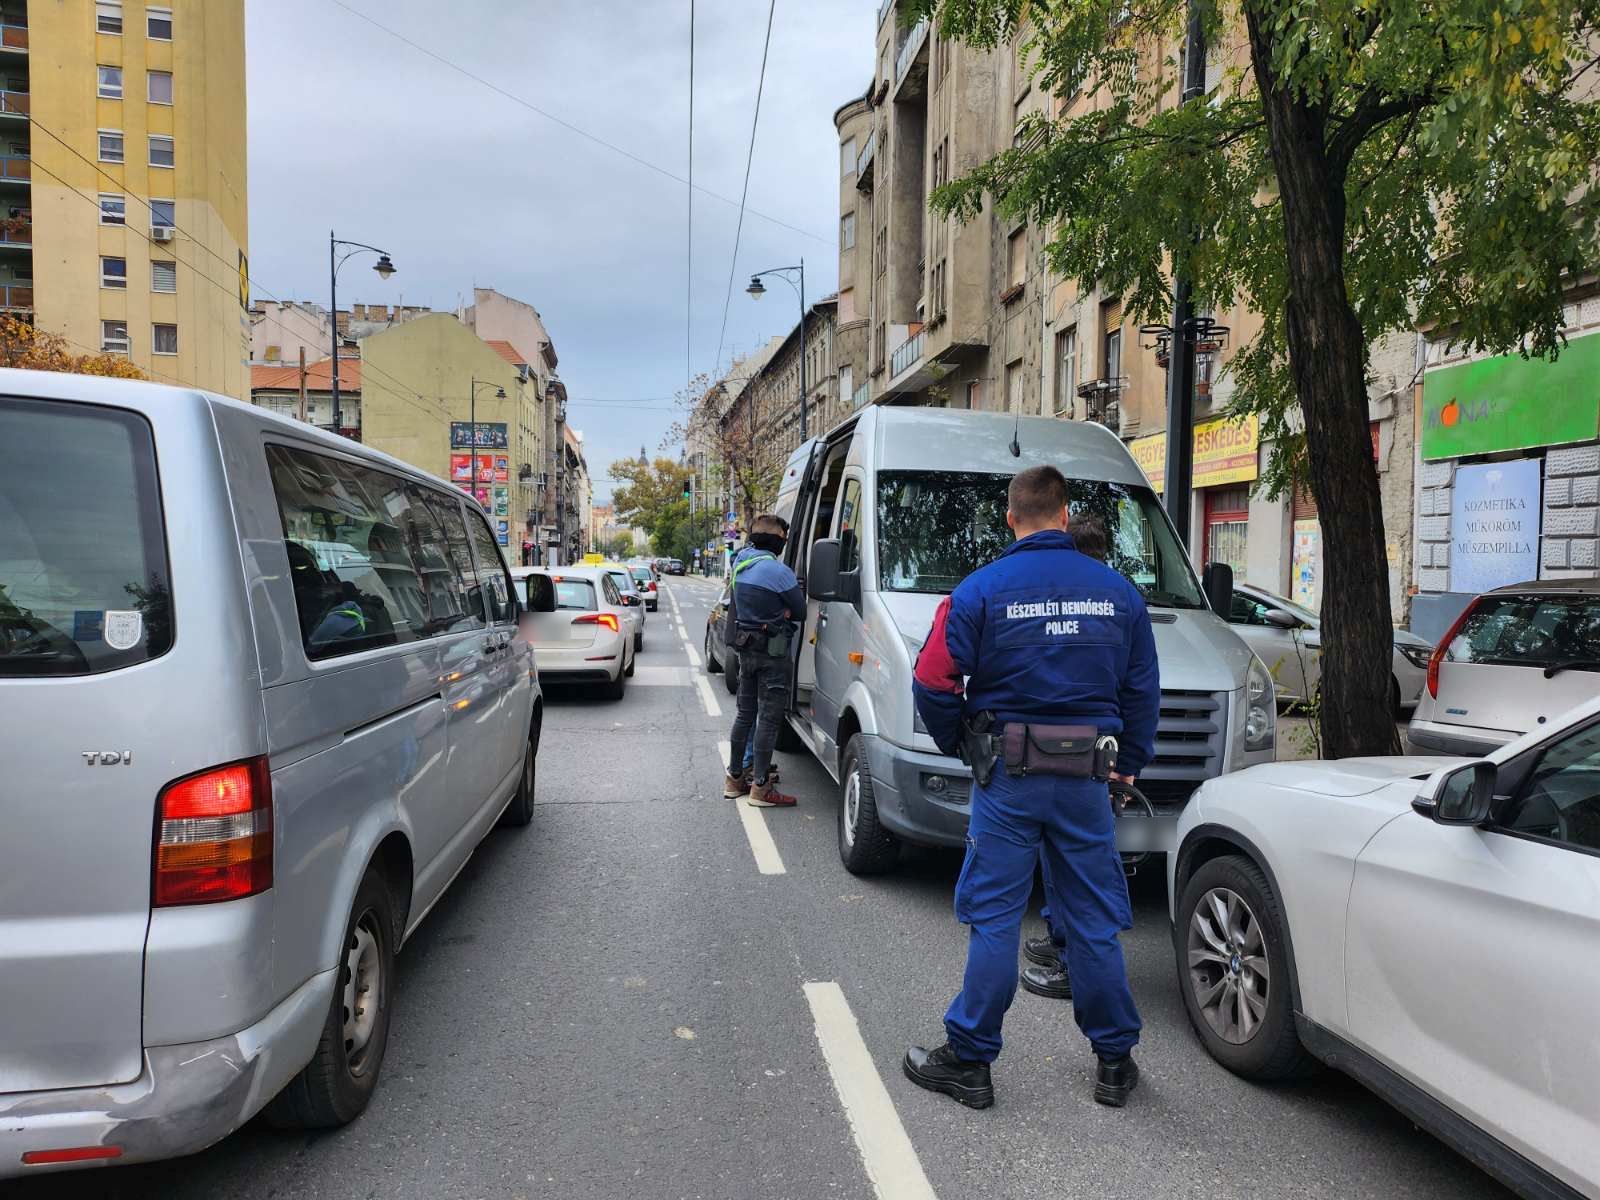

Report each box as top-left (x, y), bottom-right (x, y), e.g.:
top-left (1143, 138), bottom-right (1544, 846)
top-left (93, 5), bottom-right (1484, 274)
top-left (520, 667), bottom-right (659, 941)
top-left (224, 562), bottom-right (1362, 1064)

top-left (104, 610), bottom-right (143, 651)
top-left (73, 610), bottom-right (105, 642)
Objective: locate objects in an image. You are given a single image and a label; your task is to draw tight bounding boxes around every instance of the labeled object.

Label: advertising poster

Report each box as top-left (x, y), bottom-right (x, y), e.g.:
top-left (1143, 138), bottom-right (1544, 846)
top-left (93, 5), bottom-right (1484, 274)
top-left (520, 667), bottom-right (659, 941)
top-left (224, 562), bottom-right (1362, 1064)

top-left (1451, 459), bottom-right (1541, 593)
top-left (493, 486), bottom-right (509, 516)
top-left (1291, 520), bottom-right (1322, 610)
top-left (473, 485), bottom-right (492, 509)
top-left (450, 421), bottom-right (509, 449)
top-left (494, 455), bottom-right (509, 483)
top-left (449, 453), bottom-right (473, 483)
top-left (496, 520), bottom-right (509, 546)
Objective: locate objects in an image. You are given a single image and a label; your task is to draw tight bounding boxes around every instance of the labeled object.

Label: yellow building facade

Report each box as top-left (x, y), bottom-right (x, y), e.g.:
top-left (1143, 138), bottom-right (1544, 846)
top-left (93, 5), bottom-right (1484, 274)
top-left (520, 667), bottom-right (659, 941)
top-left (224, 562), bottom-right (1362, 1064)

top-left (14, 0), bottom-right (249, 396)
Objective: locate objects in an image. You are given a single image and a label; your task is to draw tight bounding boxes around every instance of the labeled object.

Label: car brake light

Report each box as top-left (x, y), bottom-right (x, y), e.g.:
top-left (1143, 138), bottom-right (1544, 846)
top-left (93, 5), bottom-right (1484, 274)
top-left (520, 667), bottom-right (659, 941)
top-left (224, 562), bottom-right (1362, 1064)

top-left (1426, 599), bottom-right (1479, 699)
top-left (21, 1145), bottom-right (124, 1165)
top-left (153, 757), bottom-right (272, 907)
top-left (573, 612), bottom-right (620, 633)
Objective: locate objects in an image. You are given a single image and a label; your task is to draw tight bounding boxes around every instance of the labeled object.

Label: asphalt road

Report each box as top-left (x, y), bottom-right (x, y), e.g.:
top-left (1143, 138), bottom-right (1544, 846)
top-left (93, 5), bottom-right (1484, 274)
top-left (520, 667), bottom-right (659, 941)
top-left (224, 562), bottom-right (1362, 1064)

top-left (26, 576), bottom-right (1513, 1200)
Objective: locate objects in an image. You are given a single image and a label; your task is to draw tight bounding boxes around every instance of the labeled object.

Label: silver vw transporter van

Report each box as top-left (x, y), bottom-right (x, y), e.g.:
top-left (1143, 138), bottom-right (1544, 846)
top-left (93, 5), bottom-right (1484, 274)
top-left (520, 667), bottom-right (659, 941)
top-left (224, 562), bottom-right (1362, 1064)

top-left (772, 407), bottom-right (1275, 874)
top-left (0, 372), bottom-right (541, 1177)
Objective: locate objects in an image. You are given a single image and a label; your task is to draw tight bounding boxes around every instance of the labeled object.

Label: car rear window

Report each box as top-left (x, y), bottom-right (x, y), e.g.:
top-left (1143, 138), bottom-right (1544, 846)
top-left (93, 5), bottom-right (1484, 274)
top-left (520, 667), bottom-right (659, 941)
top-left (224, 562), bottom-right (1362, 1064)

top-left (553, 578), bottom-right (596, 610)
top-left (631, 568), bottom-right (652, 585)
top-left (0, 397), bottom-right (173, 676)
top-left (1447, 594), bottom-right (1600, 671)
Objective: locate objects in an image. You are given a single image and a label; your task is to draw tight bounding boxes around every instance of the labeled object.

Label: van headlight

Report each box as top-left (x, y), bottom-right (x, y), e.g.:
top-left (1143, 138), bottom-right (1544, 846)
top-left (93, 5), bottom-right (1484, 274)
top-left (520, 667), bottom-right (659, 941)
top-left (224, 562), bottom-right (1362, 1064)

top-left (1245, 656), bottom-right (1275, 751)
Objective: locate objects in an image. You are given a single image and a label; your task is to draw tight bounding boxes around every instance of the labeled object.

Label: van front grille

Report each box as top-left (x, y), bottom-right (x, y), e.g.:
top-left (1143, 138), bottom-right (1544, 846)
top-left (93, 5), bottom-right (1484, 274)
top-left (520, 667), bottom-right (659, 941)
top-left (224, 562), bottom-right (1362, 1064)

top-left (1142, 689), bottom-right (1227, 809)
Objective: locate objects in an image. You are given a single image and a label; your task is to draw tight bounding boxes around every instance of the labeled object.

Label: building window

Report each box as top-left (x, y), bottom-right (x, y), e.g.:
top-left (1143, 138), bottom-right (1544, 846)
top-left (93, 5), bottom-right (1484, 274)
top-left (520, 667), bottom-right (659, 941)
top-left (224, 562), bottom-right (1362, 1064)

top-left (147, 70), bottom-right (172, 104)
top-left (1006, 359), bottom-right (1024, 413)
top-left (148, 134), bottom-right (174, 168)
top-left (841, 211), bottom-right (856, 251)
top-left (98, 129), bottom-right (125, 162)
top-left (149, 198), bottom-right (175, 229)
top-left (100, 256), bottom-right (127, 289)
top-left (1007, 229), bottom-right (1026, 289)
top-left (97, 2), bottom-right (124, 34)
top-left (841, 136), bottom-right (856, 177)
top-left (966, 380), bottom-right (984, 411)
top-left (98, 193), bottom-right (126, 225)
top-left (1054, 326), bottom-right (1077, 415)
top-left (1101, 298), bottom-right (1123, 382)
top-left (153, 323), bottom-right (177, 355)
top-left (101, 320), bottom-right (129, 353)
top-left (151, 260), bottom-right (176, 293)
top-left (97, 65), bottom-right (123, 99)
top-left (146, 6), bottom-right (172, 39)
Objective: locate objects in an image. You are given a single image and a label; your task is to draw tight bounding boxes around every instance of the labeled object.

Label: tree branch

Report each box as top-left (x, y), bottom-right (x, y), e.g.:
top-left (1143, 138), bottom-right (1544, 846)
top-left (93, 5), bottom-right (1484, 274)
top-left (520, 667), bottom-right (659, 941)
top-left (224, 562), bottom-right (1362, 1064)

top-left (1328, 87), bottom-right (1435, 174)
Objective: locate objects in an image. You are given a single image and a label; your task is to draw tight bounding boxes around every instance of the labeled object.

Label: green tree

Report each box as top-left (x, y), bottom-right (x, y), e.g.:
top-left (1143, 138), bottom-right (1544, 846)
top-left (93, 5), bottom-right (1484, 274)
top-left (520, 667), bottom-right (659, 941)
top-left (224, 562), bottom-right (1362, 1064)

top-left (606, 533), bottom-right (636, 560)
top-left (916, 0), bottom-right (1600, 757)
top-left (611, 456), bottom-right (696, 560)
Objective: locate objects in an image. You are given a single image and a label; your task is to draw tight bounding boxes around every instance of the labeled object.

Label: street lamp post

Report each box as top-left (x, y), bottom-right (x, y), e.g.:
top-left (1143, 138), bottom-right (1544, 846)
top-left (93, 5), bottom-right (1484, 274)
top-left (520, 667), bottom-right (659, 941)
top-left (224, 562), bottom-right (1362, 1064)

top-left (746, 261), bottom-right (807, 443)
top-left (468, 377), bottom-right (507, 492)
top-left (329, 232), bottom-right (396, 437)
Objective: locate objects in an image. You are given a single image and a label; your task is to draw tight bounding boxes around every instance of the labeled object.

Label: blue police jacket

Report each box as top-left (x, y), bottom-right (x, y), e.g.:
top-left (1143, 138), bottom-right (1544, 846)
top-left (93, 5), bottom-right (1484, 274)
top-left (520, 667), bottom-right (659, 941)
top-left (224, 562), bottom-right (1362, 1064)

top-left (727, 544), bottom-right (805, 636)
top-left (912, 529), bottom-right (1161, 777)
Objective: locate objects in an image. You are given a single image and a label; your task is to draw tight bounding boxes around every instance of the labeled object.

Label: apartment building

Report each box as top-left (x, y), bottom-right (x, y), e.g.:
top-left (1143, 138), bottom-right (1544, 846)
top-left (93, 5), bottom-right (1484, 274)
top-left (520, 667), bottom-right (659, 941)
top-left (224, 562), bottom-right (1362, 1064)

top-left (837, 3), bottom-right (1417, 615)
top-left (13, 0), bottom-right (249, 396)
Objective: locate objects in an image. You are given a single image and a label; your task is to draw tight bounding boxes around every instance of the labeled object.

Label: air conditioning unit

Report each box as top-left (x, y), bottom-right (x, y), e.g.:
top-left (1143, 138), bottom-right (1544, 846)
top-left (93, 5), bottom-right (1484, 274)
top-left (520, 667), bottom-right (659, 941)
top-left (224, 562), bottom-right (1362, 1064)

top-left (150, 225), bottom-right (175, 242)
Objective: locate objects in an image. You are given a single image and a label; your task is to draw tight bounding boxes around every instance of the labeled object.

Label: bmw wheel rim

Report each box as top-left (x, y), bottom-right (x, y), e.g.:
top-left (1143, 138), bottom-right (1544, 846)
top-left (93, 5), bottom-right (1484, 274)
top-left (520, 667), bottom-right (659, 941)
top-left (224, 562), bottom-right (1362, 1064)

top-left (343, 912), bottom-right (383, 1073)
top-left (842, 769), bottom-right (860, 848)
top-left (1187, 886), bottom-right (1270, 1045)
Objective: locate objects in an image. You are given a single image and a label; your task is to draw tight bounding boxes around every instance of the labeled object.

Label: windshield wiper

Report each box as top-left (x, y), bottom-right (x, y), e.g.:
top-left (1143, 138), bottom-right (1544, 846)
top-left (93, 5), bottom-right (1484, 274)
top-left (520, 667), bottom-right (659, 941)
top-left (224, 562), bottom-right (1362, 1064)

top-left (1543, 658), bottom-right (1600, 678)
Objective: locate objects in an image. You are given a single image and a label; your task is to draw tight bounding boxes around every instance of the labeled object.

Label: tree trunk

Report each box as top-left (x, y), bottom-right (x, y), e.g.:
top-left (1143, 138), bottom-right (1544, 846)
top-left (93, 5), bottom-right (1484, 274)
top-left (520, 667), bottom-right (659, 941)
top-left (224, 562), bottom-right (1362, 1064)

top-left (1245, 6), bottom-right (1401, 758)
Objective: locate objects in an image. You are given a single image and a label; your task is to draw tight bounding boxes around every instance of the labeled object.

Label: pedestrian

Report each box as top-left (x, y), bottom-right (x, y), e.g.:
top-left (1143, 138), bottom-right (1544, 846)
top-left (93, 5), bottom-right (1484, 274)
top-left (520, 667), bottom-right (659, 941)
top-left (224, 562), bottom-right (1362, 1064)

top-left (905, 468), bottom-right (1158, 1110)
top-left (1020, 509), bottom-right (1108, 1003)
top-left (723, 514), bottom-right (802, 808)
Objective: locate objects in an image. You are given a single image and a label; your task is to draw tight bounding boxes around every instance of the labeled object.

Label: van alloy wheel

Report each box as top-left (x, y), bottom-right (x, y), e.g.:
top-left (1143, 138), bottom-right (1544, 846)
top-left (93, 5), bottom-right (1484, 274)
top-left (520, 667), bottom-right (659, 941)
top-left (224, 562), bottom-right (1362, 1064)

top-left (1187, 886), bottom-right (1269, 1045)
top-left (343, 911), bottom-right (385, 1074)
top-left (842, 770), bottom-right (860, 849)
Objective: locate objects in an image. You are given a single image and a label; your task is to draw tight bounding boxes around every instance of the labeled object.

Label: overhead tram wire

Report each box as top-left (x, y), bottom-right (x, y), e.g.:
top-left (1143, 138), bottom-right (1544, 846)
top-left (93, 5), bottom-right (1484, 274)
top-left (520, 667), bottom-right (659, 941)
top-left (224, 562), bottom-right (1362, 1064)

top-left (686, 0), bottom-right (695, 400)
top-left (324, 0), bottom-right (828, 247)
top-left (713, 0), bottom-right (779, 383)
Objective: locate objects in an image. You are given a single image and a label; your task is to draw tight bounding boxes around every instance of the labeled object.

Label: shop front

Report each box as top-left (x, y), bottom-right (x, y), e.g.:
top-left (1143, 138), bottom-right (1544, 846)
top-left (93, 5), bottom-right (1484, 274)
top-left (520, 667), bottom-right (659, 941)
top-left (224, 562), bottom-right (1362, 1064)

top-left (1129, 413), bottom-right (1262, 581)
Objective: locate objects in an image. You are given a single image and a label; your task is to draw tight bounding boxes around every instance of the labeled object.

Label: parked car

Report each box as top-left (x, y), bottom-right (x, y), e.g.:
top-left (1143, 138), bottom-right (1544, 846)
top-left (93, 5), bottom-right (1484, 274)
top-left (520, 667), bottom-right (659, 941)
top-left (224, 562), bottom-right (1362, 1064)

top-left (770, 405), bottom-right (1275, 875)
top-left (1226, 582), bottom-right (1434, 712)
top-left (1410, 578), bottom-right (1600, 757)
top-left (0, 373), bottom-right (541, 1180)
top-left (510, 566), bottom-right (635, 698)
top-left (1168, 694), bottom-right (1600, 1200)
top-left (665, 558), bottom-right (686, 576)
top-left (703, 585), bottom-right (738, 694)
top-left (630, 565), bottom-right (659, 611)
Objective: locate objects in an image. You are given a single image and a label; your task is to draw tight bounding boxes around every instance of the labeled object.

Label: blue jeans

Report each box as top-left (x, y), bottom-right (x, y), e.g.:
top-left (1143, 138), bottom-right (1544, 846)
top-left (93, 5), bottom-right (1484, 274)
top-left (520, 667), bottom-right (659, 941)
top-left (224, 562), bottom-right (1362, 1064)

top-left (943, 767), bottom-right (1141, 1063)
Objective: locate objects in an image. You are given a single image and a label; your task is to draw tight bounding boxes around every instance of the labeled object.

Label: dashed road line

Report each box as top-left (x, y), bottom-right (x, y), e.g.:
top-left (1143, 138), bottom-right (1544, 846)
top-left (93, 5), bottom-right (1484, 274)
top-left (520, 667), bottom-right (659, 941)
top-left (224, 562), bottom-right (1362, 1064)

top-left (694, 673), bottom-right (722, 716)
top-left (804, 982), bottom-right (939, 1200)
top-left (718, 740), bottom-right (785, 875)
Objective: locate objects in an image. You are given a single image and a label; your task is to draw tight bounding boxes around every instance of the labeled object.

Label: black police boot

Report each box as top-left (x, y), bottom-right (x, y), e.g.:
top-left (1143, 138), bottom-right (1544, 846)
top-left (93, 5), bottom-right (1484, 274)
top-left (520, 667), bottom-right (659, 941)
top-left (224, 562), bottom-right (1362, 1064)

top-left (903, 1043), bottom-right (994, 1109)
top-left (1094, 1054), bottom-right (1140, 1108)
top-left (1019, 962), bottom-right (1072, 999)
top-left (1023, 935), bottom-right (1061, 969)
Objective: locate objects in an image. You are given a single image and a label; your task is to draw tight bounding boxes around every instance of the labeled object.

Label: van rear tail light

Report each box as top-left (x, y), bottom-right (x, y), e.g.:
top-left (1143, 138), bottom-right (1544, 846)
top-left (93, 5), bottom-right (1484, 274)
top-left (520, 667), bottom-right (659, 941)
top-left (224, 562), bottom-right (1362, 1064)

top-left (1426, 600), bottom-right (1479, 699)
top-left (153, 757), bottom-right (272, 907)
top-left (573, 612), bottom-right (620, 633)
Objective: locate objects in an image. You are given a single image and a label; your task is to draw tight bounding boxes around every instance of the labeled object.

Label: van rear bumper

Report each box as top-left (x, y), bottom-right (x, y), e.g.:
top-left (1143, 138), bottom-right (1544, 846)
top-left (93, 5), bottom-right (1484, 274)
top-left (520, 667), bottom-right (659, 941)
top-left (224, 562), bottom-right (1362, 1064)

top-left (0, 967), bottom-right (334, 1179)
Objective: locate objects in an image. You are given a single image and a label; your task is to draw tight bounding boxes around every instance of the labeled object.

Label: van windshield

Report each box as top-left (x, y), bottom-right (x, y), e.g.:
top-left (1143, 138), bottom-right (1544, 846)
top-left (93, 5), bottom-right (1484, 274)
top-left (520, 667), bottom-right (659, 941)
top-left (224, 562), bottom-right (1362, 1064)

top-left (876, 470), bottom-right (1204, 608)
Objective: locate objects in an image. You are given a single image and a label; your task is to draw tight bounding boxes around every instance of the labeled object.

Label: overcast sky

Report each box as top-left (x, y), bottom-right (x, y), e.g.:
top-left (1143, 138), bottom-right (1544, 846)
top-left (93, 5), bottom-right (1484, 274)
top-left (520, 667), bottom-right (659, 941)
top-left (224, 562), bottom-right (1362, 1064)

top-left (245, 0), bottom-right (875, 500)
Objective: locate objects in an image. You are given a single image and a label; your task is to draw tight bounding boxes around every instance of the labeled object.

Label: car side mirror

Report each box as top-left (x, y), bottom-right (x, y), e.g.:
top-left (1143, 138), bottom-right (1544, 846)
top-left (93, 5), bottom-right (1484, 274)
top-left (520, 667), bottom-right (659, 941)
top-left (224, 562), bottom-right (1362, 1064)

top-left (625, 594), bottom-right (641, 607)
top-left (1265, 609), bottom-right (1300, 630)
top-left (1412, 760), bottom-right (1496, 825)
top-left (1202, 560), bottom-right (1234, 617)
top-left (808, 538), bottom-right (842, 601)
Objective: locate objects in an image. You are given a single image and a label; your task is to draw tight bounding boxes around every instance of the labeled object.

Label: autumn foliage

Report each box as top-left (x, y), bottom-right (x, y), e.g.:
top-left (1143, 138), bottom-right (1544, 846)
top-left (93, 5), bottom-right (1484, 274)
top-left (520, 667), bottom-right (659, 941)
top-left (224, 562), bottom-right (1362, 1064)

top-left (0, 314), bottom-right (145, 379)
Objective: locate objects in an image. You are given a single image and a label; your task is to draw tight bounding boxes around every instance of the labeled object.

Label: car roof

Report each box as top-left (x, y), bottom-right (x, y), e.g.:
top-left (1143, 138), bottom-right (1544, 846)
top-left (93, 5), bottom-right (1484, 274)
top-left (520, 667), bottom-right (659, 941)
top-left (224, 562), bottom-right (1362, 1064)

top-left (1484, 576), bottom-right (1600, 596)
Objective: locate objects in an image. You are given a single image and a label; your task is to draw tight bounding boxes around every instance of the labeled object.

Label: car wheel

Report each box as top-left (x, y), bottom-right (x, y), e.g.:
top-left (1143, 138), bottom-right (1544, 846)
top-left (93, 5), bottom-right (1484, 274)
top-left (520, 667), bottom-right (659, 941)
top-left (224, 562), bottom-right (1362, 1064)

top-left (498, 713), bottom-right (540, 828)
top-left (265, 869), bottom-right (398, 1128)
top-left (838, 734), bottom-right (900, 875)
top-left (705, 629), bottom-right (721, 674)
top-left (603, 660), bottom-right (628, 699)
top-left (1175, 855), bottom-right (1316, 1081)
top-left (624, 646), bottom-right (636, 678)
top-left (1390, 675), bottom-right (1403, 719)
top-left (634, 629), bottom-right (643, 653)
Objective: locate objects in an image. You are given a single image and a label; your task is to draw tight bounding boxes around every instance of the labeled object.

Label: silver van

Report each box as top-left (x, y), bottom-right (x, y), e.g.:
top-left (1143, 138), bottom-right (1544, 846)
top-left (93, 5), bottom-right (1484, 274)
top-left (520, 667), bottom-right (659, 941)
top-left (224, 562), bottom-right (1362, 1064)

top-left (0, 371), bottom-right (541, 1177)
top-left (772, 407), bottom-right (1276, 873)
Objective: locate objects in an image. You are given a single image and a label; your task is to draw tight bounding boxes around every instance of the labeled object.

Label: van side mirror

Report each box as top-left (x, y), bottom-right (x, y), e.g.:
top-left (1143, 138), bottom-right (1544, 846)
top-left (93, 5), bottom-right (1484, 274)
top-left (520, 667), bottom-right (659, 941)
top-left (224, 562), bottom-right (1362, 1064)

top-left (808, 539), bottom-right (842, 601)
top-left (1265, 608), bottom-right (1300, 630)
top-left (1412, 760), bottom-right (1496, 825)
top-left (1202, 561), bottom-right (1234, 617)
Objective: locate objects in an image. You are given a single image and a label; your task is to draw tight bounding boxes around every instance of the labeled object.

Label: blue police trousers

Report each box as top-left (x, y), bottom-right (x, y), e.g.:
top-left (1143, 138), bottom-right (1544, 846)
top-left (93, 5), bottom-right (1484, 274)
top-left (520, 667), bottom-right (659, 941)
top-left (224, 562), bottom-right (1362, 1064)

top-left (944, 767), bottom-right (1141, 1063)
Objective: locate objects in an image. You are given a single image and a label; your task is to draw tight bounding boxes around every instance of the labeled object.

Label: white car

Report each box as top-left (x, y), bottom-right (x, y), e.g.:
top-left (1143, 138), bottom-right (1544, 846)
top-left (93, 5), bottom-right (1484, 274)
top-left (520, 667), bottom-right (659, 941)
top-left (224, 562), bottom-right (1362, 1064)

top-left (597, 563), bottom-right (647, 652)
top-left (510, 566), bottom-right (634, 699)
top-left (1168, 697), bottom-right (1600, 1199)
top-left (1226, 582), bottom-right (1433, 710)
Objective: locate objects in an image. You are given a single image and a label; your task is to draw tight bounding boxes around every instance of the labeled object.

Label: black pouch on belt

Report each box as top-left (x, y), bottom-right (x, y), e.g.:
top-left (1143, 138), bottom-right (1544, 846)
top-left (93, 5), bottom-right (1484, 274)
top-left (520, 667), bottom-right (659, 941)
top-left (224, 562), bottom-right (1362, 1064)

top-left (732, 627), bottom-right (770, 655)
top-left (1000, 723), bottom-right (1099, 778)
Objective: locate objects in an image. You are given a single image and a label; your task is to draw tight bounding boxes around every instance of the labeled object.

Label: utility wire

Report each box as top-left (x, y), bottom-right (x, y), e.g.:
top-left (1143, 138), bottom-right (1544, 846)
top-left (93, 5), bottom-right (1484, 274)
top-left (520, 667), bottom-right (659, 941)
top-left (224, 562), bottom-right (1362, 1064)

top-left (713, 0), bottom-right (779, 386)
top-left (326, 0), bottom-right (829, 247)
top-left (686, 0), bottom-right (695, 400)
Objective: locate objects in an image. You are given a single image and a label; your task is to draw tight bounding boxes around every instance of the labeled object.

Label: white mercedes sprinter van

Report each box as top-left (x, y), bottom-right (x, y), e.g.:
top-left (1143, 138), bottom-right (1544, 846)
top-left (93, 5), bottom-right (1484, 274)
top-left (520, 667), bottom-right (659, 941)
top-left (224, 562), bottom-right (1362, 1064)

top-left (771, 407), bottom-right (1275, 874)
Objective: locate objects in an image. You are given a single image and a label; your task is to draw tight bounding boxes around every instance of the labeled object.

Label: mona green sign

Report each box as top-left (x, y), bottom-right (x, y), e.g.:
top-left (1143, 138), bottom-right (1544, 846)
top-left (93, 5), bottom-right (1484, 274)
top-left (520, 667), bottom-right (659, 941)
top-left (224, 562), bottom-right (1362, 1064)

top-left (1421, 334), bottom-right (1600, 460)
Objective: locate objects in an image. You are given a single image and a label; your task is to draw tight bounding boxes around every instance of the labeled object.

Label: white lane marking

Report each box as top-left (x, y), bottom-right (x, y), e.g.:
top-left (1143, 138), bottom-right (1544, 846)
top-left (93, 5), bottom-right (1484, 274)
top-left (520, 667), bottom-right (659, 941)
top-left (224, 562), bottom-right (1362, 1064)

top-left (695, 673), bottom-right (722, 716)
top-left (685, 640), bottom-right (703, 669)
top-left (804, 982), bottom-right (939, 1200)
top-left (719, 741), bottom-right (785, 875)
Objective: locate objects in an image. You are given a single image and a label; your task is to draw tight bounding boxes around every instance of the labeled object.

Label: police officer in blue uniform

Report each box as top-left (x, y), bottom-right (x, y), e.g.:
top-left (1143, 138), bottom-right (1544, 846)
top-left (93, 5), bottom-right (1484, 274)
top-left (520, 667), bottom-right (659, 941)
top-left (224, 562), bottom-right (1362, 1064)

top-left (906, 465), bottom-right (1159, 1109)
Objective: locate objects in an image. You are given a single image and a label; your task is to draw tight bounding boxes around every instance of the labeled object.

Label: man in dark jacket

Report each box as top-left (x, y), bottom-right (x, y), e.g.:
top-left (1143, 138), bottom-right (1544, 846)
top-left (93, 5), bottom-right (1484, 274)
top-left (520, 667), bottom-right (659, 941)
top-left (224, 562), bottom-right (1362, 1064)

top-left (905, 467), bottom-right (1159, 1110)
top-left (724, 514), bottom-right (805, 807)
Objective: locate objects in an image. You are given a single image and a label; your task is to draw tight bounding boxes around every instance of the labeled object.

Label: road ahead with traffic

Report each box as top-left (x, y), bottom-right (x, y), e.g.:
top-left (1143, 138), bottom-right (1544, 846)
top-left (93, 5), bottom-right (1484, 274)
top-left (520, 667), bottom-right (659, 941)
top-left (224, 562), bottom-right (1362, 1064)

top-left (22, 578), bottom-right (1510, 1200)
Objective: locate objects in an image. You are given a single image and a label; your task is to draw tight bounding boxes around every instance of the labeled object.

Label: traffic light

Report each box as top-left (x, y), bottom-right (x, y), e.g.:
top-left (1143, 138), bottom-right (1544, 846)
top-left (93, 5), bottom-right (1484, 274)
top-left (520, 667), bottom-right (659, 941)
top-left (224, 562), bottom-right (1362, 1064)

top-left (681, 478), bottom-right (692, 500)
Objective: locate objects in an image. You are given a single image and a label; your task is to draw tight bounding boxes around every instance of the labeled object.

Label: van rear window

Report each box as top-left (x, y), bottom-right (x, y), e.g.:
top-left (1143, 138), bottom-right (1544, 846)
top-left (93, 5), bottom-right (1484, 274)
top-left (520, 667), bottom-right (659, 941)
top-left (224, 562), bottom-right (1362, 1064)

top-left (1447, 594), bottom-right (1600, 672)
top-left (0, 397), bottom-right (173, 676)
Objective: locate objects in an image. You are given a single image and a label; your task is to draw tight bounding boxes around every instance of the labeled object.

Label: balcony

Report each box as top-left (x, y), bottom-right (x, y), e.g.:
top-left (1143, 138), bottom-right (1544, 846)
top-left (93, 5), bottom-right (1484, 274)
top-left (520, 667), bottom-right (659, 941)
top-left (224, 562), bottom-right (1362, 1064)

top-left (877, 0), bottom-right (894, 27)
top-left (0, 283), bottom-right (31, 309)
top-left (0, 22), bottom-right (26, 53)
top-left (0, 219), bottom-right (28, 249)
top-left (852, 380), bottom-right (871, 411)
top-left (894, 17), bottom-right (929, 97)
top-left (0, 154), bottom-right (29, 186)
top-left (855, 129), bottom-right (875, 192)
top-left (889, 327), bottom-right (925, 380)
top-left (1076, 377), bottom-right (1128, 432)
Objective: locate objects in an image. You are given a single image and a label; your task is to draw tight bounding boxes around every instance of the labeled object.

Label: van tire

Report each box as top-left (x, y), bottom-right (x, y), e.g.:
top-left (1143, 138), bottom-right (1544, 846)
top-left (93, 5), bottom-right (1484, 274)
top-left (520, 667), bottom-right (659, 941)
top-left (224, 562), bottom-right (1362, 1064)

top-left (498, 715), bottom-right (540, 828)
top-left (838, 734), bottom-right (900, 875)
top-left (265, 869), bottom-right (397, 1129)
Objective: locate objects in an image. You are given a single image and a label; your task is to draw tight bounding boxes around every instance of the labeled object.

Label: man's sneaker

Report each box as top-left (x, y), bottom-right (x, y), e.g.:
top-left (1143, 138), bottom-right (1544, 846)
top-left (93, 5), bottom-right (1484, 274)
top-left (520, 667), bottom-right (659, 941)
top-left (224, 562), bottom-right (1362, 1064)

top-left (723, 772), bottom-right (751, 799)
top-left (1020, 963), bottom-right (1072, 1000)
top-left (903, 1043), bottom-right (994, 1109)
top-left (1023, 935), bottom-right (1062, 969)
top-left (745, 778), bottom-right (797, 808)
top-left (1094, 1054), bottom-right (1140, 1108)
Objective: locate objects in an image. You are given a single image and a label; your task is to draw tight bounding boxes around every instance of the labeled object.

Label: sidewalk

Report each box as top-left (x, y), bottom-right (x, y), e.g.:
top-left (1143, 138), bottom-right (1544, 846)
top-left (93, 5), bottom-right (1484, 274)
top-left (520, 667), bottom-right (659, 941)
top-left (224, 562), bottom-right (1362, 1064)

top-left (1276, 711), bottom-right (1418, 761)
